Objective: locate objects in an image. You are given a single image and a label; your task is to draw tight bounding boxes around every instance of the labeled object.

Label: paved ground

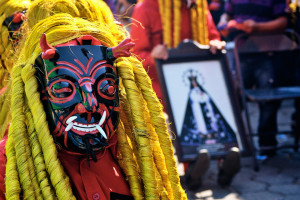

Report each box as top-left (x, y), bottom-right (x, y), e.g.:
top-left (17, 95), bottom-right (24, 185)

top-left (178, 100), bottom-right (300, 200)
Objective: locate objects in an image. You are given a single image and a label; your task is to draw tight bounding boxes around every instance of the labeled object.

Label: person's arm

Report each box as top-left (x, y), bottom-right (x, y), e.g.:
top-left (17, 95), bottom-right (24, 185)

top-left (217, 0), bottom-right (234, 37)
top-left (242, 16), bottom-right (288, 34)
top-left (240, 0), bottom-right (288, 34)
top-left (206, 4), bottom-right (221, 41)
top-left (218, 13), bottom-right (231, 26)
top-left (205, 4), bottom-right (226, 53)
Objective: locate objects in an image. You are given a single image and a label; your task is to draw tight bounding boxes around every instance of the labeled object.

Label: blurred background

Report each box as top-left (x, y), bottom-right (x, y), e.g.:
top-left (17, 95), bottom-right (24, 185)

top-left (106, 0), bottom-right (300, 199)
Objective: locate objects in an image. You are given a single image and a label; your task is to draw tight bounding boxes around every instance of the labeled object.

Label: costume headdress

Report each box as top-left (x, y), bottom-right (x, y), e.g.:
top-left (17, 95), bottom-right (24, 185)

top-left (5, 1), bottom-right (188, 199)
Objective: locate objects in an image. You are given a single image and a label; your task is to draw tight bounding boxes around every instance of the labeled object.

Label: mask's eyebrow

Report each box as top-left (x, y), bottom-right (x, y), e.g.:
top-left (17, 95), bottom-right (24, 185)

top-left (91, 64), bottom-right (117, 80)
top-left (47, 75), bottom-right (75, 82)
top-left (46, 63), bottom-right (83, 79)
top-left (89, 60), bottom-right (113, 74)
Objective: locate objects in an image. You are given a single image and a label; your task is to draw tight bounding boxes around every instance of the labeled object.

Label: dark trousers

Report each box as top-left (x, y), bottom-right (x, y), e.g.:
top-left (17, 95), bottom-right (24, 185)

top-left (240, 53), bottom-right (280, 147)
top-left (276, 51), bottom-right (300, 136)
top-left (227, 46), bottom-right (300, 148)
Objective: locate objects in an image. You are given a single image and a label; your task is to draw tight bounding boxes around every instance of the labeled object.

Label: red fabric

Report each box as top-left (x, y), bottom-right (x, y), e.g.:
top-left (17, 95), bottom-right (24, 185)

top-left (131, 0), bottom-right (221, 99)
top-left (0, 132), bottom-right (131, 200)
top-left (0, 135), bottom-right (8, 200)
top-left (183, 162), bottom-right (190, 173)
top-left (58, 134), bottom-right (132, 200)
top-left (0, 87), bottom-right (7, 96)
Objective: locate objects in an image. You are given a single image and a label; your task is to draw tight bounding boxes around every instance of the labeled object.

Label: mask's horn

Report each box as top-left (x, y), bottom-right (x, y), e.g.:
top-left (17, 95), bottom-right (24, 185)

top-left (111, 38), bottom-right (135, 59)
top-left (12, 12), bottom-right (26, 23)
top-left (40, 33), bottom-right (56, 60)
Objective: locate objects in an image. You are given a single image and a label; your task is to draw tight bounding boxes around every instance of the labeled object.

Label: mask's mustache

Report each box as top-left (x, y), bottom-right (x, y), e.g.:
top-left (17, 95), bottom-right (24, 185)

top-left (52, 102), bottom-right (118, 144)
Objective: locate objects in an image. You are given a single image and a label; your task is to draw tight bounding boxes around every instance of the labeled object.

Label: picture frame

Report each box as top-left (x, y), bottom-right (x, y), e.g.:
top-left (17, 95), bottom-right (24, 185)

top-left (156, 40), bottom-right (251, 162)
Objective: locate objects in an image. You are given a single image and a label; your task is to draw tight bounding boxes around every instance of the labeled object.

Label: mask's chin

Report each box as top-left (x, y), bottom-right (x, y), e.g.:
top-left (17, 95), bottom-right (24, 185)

top-left (56, 131), bottom-right (109, 162)
top-left (53, 129), bottom-right (109, 156)
top-left (68, 131), bottom-right (109, 153)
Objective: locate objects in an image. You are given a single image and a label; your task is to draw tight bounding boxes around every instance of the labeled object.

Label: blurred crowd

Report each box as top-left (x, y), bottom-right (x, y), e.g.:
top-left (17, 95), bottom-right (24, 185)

top-left (110, 0), bottom-right (300, 34)
top-left (106, 0), bottom-right (300, 190)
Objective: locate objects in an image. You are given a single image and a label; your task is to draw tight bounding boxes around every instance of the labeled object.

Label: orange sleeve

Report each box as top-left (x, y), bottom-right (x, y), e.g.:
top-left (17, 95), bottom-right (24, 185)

top-left (206, 6), bottom-right (221, 41)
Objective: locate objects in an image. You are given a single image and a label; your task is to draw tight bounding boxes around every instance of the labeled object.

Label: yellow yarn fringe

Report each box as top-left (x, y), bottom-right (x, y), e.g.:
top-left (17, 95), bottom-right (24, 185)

top-left (158, 0), bottom-right (209, 47)
top-left (3, 0), bottom-right (187, 199)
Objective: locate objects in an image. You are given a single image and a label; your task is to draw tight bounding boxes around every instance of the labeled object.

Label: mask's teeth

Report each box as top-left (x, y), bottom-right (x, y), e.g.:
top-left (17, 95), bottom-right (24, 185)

top-left (66, 116), bottom-right (77, 124)
top-left (65, 123), bottom-right (73, 132)
top-left (96, 125), bottom-right (107, 139)
top-left (99, 111), bottom-right (106, 126)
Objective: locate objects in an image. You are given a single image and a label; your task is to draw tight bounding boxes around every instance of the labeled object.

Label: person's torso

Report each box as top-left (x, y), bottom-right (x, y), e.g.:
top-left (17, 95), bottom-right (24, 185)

top-left (146, 0), bottom-right (192, 48)
top-left (227, 0), bottom-right (286, 22)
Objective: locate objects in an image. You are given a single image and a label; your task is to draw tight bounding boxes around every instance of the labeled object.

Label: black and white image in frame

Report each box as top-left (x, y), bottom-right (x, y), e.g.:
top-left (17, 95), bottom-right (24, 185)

top-left (161, 59), bottom-right (243, 159)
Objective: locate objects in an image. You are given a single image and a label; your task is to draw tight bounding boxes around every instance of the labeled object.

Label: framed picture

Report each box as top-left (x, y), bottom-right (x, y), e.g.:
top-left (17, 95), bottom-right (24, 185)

top-left (156, 40), bottom-right (250, 162)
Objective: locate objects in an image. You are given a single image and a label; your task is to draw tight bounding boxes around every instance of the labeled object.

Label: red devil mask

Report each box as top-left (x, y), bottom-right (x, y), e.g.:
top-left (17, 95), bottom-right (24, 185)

top-left (35, 34), bottom-right (134, 160)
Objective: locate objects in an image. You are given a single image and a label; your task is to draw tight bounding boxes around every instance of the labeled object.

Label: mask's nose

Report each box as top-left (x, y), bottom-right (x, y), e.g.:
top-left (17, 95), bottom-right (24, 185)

top-left (74, 103), bottom-right (97, 123)
top-left (81, 81), bottom-right (98, 110)
top-left (82, 82), bottom-right (93, 93)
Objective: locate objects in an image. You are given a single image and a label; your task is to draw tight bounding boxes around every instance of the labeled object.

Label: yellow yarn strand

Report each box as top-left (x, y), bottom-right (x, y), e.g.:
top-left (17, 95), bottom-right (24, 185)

top-left (22, 124), bottom-right (43, 200)
top-left (117, 58), bottom-right (159, 199)
top-left (0, 111), bottom-right (11, 139)
top-left (190, 6), bottom-right (199, 43)
top-left (153, 164), bottom-right (169, 200)
top-left (164, 0), bottom-right (172, 47)
top-left (144, 106), bottom-right (173, 199)
top-left (119, 88), bottom-right (141, 163)
top-left (0, 80), bottom-right (11, 137)
top-left (158, 0), bottom-right (209, 46)
top-left (116, 121), bottom-right (144, 200)
top-left (128, 57), bottom-right (187, 199)
top-left (24, 104), bottom-right (56, 200)
top-left (197, 0), bottom-right (209, 45)
top-left (10, 64), bottom-right (36, 199)
top-left (173, 0), bottom-right (181, 47)
top-left (5, 126), bottom-right (21, 200)
top-left (0, 81), bottom-right (12, 128)
top-left (158, 0), bottom-right (166, 44)
top-left (21, 63), bottom-right (76, 200)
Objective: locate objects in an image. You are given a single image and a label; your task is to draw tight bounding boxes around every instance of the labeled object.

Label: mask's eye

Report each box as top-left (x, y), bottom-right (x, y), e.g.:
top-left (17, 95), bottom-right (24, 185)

top-left (97, 78), bottom-right (117, 100)
top-left (48, 79), bottom-right (76, 103)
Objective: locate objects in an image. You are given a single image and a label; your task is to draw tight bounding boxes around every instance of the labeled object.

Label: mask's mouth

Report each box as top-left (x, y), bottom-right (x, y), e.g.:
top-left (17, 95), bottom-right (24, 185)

top-left (65, 111), bottom-right (107, 139)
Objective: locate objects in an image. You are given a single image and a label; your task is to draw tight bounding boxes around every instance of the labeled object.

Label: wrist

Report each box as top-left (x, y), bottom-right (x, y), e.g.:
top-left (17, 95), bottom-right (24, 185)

top-left (252, 23), bottom-right (260, 33)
